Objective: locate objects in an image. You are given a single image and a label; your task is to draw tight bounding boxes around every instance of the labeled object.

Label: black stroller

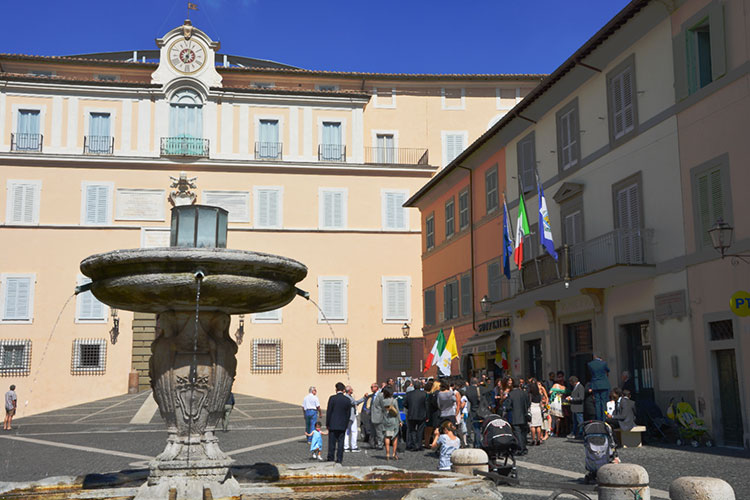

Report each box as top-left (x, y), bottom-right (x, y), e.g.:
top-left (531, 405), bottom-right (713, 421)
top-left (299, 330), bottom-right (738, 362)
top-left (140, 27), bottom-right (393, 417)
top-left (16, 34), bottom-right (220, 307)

top-left (582, 421), bottom-right (618, 484)
top-left (480, 414), bottom-right (519, 481)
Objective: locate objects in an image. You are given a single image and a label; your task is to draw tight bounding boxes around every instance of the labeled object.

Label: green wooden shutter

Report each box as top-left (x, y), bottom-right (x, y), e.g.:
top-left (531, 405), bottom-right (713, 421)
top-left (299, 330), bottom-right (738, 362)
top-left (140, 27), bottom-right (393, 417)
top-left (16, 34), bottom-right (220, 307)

top-left (709, 2), bottom-right (726, 81)
top-left (697, 173), bottom-right (711, 245)
top-left (673, 31), bottom-right (689, 100)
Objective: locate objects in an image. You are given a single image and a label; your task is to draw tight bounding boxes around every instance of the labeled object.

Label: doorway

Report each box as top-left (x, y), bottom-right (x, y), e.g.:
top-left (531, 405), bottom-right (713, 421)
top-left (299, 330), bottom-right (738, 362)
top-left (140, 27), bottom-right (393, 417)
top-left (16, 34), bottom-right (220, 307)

top-left (565, 321), bottom-right (593, 383)
top-left (623, 321), bottom-right (654, 402)
top-left (714, 349), bottom-right (743, 447)
top-left (525, 339), bottom-right (543, 380)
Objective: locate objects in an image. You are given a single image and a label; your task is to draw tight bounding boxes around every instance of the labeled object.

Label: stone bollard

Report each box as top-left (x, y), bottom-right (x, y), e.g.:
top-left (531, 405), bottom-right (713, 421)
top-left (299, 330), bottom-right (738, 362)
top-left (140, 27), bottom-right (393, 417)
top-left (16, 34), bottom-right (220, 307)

top-left (451, 448), bottom-right (489, 476)
top-left (669, 477), bottom-right (735, 500)
top-left (597, 463), bottom-right (650, 500)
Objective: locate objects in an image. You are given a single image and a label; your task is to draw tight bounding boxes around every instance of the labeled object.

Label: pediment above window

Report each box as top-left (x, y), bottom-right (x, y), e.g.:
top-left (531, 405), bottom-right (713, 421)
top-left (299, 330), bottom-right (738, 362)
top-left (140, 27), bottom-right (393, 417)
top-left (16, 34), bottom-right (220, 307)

top-left (552, 182), bottom-right (584, 203)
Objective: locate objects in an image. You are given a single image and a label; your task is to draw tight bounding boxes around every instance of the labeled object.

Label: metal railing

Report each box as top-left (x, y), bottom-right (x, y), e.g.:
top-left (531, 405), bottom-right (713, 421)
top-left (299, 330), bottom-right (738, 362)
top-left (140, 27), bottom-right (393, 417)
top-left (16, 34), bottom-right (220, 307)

top-left (84, 136), bottom-right (114, 155)
top-left (568, 228), bottom-right (651, 278)
top-left (318, 144), bottom-right (346, 162)
top-left (254, 141), bottom-right (283, 160)
top-left (11, 133), bottom-right (43, 152)
top-left (364, 147), bottom-right (429, 165)
top-left (160, 137), bottom-right (209, 158)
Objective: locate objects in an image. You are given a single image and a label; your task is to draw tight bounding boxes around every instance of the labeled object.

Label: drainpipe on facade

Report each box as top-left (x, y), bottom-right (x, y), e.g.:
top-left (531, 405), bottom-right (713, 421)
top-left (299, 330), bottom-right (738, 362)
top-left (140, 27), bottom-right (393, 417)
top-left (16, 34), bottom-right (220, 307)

top-left (457, 165), bottom-right (477, 334)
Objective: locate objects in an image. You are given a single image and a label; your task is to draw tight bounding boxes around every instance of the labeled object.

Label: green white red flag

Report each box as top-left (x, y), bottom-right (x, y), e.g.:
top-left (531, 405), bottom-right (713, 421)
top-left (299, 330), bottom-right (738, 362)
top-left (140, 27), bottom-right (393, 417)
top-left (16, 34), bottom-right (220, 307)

top-left (513, 191), bottom-right (530, 269)
top-left (424, 329), bottom-right (446, 372)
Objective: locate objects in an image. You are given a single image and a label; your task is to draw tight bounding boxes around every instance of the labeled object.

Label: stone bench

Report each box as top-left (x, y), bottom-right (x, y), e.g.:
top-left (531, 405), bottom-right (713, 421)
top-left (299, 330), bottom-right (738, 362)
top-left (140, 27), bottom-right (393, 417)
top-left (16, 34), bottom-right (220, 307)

top-left (614, 425), bottom-right (646, 448)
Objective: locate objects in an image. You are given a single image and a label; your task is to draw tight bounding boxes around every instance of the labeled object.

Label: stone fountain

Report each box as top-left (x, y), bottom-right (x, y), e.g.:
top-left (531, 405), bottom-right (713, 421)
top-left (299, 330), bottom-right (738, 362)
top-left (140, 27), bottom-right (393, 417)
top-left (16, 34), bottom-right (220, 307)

top-left (78, 174), bottom-right (307, 500)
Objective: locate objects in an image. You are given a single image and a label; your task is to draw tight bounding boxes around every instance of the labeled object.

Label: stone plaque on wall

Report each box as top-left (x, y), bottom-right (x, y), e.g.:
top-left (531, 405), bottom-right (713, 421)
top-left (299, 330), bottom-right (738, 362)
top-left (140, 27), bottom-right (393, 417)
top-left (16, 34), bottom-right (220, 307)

top-left (116, 189), bottom-right (166, 221)
top-left (141, 227), bottom-right (170, 248)
top-left (655, 290), bottom-right (687, 322)
top-left (202, 190), bottom-right (250, 223)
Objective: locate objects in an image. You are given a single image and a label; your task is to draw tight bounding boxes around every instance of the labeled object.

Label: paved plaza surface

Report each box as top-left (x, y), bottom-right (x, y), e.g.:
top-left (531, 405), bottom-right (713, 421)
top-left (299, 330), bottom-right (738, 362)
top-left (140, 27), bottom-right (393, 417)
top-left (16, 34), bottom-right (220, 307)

top-left (1, 391), bottom-right (748, 499)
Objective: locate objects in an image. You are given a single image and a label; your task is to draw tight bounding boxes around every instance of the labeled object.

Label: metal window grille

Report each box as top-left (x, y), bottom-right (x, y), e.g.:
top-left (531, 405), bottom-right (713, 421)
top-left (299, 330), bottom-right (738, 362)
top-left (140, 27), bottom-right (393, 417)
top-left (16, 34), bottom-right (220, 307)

top-left (385, 339), bottom-right (411, 370)
top-left (709, 320), bottom-right (734, 341)
top-left (0, 339), bottom-right (31, 376)
top-left (251, 338), bottom-right (282, 373)
top-left (318, 338), bottom-right (348, 373)
top-left (71, 339), bottom-right (106, 375)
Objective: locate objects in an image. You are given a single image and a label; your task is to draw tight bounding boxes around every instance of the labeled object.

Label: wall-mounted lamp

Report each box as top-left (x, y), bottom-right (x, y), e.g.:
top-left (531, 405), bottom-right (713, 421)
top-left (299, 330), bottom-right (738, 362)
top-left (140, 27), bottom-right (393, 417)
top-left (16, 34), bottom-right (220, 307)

top-left (401, 323), bottom-right (410, 338)
top-left (235, 314), bottom-right (245, 345)
top-left (709, 218), bottom-right (749, 264)
top-left (109, 308), bottom-right (120, 345)
top-left (480, 295), bottom-right (491, 317)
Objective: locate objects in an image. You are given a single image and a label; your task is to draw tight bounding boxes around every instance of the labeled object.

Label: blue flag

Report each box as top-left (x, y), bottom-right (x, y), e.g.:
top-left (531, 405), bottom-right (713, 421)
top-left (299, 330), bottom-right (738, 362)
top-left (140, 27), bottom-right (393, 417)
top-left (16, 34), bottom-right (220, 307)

top-left (502, 197), bottom-right (514, 279)
top-left (538, 181), bottom-right (558, 260)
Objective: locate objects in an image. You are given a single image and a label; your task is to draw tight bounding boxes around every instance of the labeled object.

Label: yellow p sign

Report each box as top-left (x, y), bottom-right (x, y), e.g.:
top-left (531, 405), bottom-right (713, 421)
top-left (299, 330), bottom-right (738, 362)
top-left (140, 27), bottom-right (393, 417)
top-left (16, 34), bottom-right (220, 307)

top-left (730, 291), bottom-right (750, 317)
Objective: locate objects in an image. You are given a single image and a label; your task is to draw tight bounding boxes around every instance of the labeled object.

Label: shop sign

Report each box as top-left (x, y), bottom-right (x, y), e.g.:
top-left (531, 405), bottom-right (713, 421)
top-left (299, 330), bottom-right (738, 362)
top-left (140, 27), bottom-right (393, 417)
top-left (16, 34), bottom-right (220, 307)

top-left (730, 290), bottom-right (750, 317)
top-left (477, 316), bottom-right (511, 333)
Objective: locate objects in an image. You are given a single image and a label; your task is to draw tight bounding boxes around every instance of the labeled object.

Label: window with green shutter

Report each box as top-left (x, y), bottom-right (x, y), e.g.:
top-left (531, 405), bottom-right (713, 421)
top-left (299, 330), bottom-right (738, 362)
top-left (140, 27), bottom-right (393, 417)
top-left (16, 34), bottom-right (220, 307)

top-left (606, 55), bottom-right (638, 146)
top-left (691, 154), bottom-right (732, 250)
top-left (460, 273), bottom-right (471, 317)
top-left (517, 133), bottom-right (536, 194)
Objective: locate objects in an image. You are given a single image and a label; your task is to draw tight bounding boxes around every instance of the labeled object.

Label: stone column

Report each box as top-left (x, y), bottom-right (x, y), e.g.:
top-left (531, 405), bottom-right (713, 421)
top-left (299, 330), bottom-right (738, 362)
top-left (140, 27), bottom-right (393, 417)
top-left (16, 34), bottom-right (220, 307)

top-left (597, 463), bottom-right (650, 500)
top-left (139, 310), bottom-right (239, 500)
top-left (669, 477), bottom-right (735, 500)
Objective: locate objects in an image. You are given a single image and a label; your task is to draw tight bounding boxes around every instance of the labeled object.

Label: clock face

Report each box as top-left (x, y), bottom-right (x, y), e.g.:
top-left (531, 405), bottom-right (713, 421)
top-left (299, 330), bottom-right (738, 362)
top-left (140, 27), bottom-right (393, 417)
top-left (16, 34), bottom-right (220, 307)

top-left (167, 39), bottom-right (207, 74)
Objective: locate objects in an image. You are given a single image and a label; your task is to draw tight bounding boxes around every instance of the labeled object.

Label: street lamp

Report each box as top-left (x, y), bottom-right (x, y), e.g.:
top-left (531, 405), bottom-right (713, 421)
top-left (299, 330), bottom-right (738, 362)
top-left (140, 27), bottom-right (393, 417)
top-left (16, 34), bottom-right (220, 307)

top-left (401, 323), bottom-right (410, 338)
top-left (109, 308), bottom-right (120, 345)
top-left (480, 295), bottom-right (491, 317)
top-left (709, 218), bottom-right (749, 263)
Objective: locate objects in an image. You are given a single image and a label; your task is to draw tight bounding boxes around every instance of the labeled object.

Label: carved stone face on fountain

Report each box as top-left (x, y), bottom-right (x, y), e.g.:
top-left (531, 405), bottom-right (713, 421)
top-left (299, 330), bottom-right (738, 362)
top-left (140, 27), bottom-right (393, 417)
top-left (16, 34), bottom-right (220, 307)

top-left (78, 175), bottom-right (308, 499)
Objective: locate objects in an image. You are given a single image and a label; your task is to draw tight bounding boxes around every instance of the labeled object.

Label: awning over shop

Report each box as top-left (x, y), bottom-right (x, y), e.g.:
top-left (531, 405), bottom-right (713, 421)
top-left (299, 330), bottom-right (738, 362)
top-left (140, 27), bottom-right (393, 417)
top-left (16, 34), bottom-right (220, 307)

top-left (461, 331), bottom-right (508, 355)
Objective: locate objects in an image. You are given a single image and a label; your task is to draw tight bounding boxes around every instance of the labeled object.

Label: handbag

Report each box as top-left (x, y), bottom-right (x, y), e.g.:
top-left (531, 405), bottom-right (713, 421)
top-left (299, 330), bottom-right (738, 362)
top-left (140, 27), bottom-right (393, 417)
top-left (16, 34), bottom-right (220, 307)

top-left (387, 402), bottom-right (399, 418)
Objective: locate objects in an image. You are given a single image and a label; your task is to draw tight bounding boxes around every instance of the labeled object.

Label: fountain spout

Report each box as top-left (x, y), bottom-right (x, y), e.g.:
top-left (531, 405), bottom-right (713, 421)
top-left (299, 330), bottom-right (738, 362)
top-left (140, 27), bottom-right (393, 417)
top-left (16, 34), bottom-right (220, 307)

top-left (74, 282), bottom-right (92, 295)
top-left (193, 269), bottom-right (206, 281)
top-left (295, 287), bottom-right (310, 300)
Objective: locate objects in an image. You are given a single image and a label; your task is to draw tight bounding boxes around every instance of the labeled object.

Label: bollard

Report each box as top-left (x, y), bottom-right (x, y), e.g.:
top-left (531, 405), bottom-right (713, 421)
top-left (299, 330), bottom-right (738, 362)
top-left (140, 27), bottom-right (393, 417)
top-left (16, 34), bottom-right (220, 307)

top-left (597, 463), bottom-right (650, 500)
top-left (669, 477), bottom-right (735, 500)
top-left (451, 448), bottom-right (489, 476)
top-left (128, 370), bottom-right (139, 394)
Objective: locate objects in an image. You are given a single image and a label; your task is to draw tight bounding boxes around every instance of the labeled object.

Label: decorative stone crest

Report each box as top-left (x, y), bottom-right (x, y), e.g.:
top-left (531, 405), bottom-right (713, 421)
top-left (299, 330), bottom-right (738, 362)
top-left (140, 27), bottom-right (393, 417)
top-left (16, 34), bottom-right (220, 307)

top-left (168, 172), bottom-right (197, 207)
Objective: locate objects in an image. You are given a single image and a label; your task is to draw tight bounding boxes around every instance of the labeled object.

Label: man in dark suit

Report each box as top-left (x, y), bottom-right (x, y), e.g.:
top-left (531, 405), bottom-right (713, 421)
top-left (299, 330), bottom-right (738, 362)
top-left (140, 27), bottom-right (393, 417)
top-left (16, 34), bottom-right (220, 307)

top-left (587, 354), bottom-right (611, 421)
top-left (566, 376), bottom-right (585, 438)
top-left (621, 371), bottom-right (636, 396)
top-left (505, 377), bottom-right (530, 455)
top-left (465, 377), bottom-right (486, 448)
top-left (404, 380), bottom-right (427, 451)
top-left (326, 382), bottom-right (353, 463)
top-left (608, 389), bottom-right (637, 431)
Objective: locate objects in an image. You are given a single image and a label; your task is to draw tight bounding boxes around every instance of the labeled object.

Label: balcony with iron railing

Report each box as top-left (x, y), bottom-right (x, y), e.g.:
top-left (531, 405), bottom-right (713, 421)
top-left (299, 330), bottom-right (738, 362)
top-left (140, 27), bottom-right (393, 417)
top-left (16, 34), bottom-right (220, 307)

top-left (364, 147), bottom-right (429, 165)
top-left (495, 228), bottom-right (654, 304)
top-left (318, 144), bottom-right (346, 162)
top-left (84, 136), bottom-right (114, 155)
top-left (11, 133), bottom-right (43, 152)
top-left (255, 142), bottom-right (283, 160)
top-left (160, 137), bottom-right (209, 158)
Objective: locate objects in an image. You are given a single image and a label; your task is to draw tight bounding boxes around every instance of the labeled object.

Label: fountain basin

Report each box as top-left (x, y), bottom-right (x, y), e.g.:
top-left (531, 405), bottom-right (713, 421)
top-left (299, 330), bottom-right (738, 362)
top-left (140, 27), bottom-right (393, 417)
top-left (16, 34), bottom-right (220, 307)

top-left (80, 247), bottom-right (308, 314)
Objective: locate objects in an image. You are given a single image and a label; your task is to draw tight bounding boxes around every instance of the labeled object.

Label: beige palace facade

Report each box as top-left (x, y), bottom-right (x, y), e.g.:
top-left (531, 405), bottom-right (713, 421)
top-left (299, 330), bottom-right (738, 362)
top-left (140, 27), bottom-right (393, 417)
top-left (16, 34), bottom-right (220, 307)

top-left (0, 22), bottom-right (543, 416)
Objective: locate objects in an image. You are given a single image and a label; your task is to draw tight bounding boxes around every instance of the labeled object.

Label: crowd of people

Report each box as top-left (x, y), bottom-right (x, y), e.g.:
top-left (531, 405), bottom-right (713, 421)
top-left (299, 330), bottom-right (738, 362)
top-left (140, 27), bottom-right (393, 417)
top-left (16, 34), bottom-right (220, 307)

top-left (302, 355), bottom-right (639, 468)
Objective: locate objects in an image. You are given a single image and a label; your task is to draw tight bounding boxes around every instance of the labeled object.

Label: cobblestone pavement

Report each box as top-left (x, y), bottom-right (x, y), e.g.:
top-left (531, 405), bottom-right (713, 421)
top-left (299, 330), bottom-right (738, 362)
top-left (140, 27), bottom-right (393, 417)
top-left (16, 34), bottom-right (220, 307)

top-left (1, 392), bottom-right (748, 500)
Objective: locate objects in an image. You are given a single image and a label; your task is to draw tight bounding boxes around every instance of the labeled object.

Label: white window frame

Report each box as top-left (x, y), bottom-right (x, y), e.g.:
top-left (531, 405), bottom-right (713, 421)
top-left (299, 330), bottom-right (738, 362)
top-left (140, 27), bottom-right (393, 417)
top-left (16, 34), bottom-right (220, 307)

top-left (382, 276), bottom-right (411, 323)
top-left (202, 190), bottom-right (250, 223)
top-left (441, 131), bottom-right (468, 167)
top-left (318, 276), bottom-right (348, 324)
top-left (11, 104), bottom-right (46, 137)
top-left (115, 188), bottom-right (166, 222)
top-left (80, 181), bottom-right (114, 226)
top-left (6, 179), bottom-right (41, 225)
top-left (75, 275), bottom-right (108, 324)
top-left (318, 337), bottom-right (349, 372)
top-left (253, 114), bottom-right (284, 159)
top-left (373, 87), bottom-right (396, 109)
top-left (253, 186), bottom-right (284, 229)
top-left (0, 339), bottom-right (31, 374)
top-left (381, 189), bottom-right (409, 231)
top-left (370, 129), bottom-right (399, 149)
top-left (83, 107), bottom-right (118, 140)
top-left (441, 88), bottom-right (466, 110)
top-left (71, 338), bottom-right (107, 374)
top-left (1, 273), bottom-right (35, 324)
top-left (252, 308), bottom-right (282, 324)
top-left (318, 187), bottom-right (348, 230)
top-left (317, 118), bottom-right (347, 145)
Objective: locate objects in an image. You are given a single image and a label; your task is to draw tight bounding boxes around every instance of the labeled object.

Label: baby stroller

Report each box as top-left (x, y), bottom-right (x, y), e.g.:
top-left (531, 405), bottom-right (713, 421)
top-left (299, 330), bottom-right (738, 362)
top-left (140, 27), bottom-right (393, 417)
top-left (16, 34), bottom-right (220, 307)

top-left (667, 399), bottom-right (713, 447)
top-left (480, 414), bottom-right (519, 480)
top-left (582, 421), bottom-right (618, 484)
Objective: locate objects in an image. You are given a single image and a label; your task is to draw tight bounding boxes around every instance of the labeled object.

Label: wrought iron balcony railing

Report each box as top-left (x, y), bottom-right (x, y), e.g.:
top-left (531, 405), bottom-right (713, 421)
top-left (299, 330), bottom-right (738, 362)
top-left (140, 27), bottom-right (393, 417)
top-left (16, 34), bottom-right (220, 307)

top-left (364, 147), bottom-right (429, 165)
top-left (11, 133), bottom-right (43, 152)
top-left (160, 137), bottom-right (210, 158)
top-left (318, 144), bottom-right (346, 162)
top-left (254, 141), bottom-right (283, 160)
top-left (84, 136), bottom-right (114, 155)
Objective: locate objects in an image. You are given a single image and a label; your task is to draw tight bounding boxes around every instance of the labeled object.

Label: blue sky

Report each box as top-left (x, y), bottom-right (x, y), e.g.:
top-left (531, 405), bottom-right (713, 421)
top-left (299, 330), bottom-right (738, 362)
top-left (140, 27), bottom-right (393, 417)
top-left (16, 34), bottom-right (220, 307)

top-left (1, 0), bottom-right (631, 74)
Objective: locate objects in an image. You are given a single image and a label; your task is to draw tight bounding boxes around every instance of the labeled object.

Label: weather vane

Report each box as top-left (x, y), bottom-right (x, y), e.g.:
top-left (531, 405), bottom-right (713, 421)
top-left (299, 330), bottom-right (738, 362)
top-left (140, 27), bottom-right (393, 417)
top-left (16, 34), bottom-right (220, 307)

top-left (187, 2), bottom-right (198, 21)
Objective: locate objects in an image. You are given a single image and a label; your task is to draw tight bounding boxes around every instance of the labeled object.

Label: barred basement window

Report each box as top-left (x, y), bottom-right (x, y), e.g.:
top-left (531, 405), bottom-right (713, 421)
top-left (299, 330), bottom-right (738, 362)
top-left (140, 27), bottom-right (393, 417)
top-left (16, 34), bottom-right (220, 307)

top-left (252, 338), bottom-right (282, 373)
top-left (709, 320), bottom-right (733, 341)
top-left (71, 339), bottom-right (106, 375)
top-left (318, 338), bottom-right (348, 373)
top-left (0, 339), bottom-right (31, 376)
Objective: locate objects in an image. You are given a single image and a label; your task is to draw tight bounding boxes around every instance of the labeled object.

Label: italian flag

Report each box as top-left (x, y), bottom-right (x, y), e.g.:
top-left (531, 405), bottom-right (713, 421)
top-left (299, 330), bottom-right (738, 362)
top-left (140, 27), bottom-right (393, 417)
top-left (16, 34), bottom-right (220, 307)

top-left (513, 191), bottom-right (530, 269)
top-left (424, 329), bottom-right (446, 372)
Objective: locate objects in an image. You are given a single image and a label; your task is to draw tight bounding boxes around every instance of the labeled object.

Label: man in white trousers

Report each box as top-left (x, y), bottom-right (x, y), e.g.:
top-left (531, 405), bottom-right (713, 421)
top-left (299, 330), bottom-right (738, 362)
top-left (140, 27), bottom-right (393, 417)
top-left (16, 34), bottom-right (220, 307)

top-left (344, 385), bottom-right (367, 452)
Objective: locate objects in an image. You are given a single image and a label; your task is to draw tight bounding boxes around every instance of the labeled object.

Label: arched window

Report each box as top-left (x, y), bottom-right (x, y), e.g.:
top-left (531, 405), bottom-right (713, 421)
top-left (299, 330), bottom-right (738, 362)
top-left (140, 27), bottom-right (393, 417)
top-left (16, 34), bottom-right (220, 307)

top-left (169, 89), bottom-right (203, 139)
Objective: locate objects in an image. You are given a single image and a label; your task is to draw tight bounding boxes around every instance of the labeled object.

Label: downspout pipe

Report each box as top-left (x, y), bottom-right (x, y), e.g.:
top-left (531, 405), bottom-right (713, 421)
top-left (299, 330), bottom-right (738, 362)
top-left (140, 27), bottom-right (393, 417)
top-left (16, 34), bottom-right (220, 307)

top-left (457, 165), bottom-right (477, 334)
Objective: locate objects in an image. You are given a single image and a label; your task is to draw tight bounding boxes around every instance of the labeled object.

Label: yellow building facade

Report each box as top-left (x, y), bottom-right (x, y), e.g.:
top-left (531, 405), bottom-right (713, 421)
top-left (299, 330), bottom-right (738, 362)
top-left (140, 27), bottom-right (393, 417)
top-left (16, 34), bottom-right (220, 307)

top-left (0, 22), bottom-right (543, 416)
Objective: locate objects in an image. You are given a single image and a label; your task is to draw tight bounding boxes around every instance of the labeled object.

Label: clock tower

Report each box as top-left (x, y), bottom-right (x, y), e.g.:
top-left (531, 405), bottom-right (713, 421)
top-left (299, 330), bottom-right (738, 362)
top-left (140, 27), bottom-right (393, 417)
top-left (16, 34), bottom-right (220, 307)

top-left (151, 20), bottom-right (222, 90)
